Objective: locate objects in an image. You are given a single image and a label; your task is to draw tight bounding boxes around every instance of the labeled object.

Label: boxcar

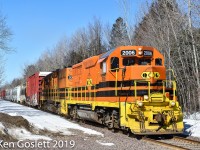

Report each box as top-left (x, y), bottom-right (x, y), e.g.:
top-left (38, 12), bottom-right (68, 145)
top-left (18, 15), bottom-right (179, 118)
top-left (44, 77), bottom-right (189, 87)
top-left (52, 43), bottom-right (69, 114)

top-left (20, 85), bottom-right (26, 104)
top-left (0, 89), bottom-right (6, 99)
top-left (26, 72), bottom-right (51, 106)
top-left (5, 88), bottom-right (12, 101)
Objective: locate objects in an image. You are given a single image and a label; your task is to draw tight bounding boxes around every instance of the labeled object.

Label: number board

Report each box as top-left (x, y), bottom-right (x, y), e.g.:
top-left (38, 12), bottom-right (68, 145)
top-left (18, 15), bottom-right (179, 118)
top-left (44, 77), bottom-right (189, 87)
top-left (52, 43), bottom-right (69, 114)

top-left (143, 50), bottom-right (153, 56)
top-left (121, 50), bottom-right (136, 56)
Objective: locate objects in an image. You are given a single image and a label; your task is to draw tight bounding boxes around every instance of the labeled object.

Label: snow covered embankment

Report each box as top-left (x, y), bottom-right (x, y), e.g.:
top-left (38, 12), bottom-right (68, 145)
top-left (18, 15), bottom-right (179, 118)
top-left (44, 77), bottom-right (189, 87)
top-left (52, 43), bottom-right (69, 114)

top-left (0, 100), bottom-right (103, 141)
top-left (184, 112), bottom-right (200, 138)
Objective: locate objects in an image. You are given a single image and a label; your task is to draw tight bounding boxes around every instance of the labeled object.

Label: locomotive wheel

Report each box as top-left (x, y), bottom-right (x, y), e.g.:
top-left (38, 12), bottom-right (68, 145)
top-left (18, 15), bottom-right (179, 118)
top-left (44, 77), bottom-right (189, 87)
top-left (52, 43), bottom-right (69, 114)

top-left (69, 106), bottom-right (74, 120)
top-left (70, 106), bottom-right (79, 121)
top-left (105, 110), bottom-right (119, 131)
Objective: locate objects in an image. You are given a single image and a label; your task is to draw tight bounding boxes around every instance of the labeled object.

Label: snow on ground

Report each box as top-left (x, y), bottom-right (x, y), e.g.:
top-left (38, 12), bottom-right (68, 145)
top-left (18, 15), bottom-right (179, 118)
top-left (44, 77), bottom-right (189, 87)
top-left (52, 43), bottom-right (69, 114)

top-left (8, 128), bottom-right (52, 140)
top-left (0, 100), bottom-right (103, 141)
top-left (1, 100), bottom-right (200, 140)
top-left (184, 119), bottom-right (200, 137)
top-left (96, 140), bottom-right (115, 146)
top-left (184, 112), bottom-right (200, 138)
top-left (0, 122), bottom-right (5, 134)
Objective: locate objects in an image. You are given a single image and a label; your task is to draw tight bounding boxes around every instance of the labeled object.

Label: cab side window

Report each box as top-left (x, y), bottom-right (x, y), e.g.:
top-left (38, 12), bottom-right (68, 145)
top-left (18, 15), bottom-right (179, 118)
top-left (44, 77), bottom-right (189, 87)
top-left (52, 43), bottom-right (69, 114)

top-left (111, 57), bottom-right (119, 71)
top-left (155, 58), bottom-right (162, 66)
top-left (123, 58), bottom-right (135, 66)
top-left (102, 61), bottom-right (107, 74)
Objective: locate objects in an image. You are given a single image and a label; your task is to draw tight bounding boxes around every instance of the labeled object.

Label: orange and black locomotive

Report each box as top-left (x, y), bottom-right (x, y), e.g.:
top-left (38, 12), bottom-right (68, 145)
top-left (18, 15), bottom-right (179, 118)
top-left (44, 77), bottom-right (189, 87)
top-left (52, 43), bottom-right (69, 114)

top-left (28, 46), bottom-right (184, 135)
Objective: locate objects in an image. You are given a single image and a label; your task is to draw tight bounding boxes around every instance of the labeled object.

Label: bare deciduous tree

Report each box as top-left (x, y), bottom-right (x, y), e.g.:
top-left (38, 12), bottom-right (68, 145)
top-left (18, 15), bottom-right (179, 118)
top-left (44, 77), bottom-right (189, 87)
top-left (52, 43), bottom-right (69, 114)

top-left (23, 64), bottom-right (38, 79)
top-left (0, 14), bottom-right (12, 52)
top-left (0, 12), bottom-right (12, 86)
top-left (133, 0), bottom-right (200, 113)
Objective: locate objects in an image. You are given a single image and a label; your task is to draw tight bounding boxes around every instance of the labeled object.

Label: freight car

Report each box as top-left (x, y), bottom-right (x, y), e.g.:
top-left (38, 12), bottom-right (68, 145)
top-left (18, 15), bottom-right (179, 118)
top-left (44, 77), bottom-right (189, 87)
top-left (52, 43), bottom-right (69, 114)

top-left (20, 85), bottom-right (26, 104)
top-left (12, 85), bottom-right (26, 103)
top-left (26, 72), bottom-right (51, 106)
top-left (1, 85), bottom-right (25, 102)
top-left (29, 46), bottom-right (184, 135)
top-left (5, 88), bottom-right (13, 100)
top-left (0, 89), bottom-right (6, 99)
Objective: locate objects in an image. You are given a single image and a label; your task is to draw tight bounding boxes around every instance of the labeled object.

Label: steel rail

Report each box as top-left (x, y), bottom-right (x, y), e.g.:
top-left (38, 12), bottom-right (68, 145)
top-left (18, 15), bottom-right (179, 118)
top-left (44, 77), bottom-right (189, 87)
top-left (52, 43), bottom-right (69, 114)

top-left (142, 137), bottom-right (188, 150)
top-left (173, 136), bottom-right (200, 145)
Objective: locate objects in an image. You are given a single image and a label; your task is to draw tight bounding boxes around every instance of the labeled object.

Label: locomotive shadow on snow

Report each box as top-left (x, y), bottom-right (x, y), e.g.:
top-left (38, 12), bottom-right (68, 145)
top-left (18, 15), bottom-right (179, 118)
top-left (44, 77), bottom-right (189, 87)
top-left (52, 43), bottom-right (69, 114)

top-left (183, 121), bottom-right (192, 136)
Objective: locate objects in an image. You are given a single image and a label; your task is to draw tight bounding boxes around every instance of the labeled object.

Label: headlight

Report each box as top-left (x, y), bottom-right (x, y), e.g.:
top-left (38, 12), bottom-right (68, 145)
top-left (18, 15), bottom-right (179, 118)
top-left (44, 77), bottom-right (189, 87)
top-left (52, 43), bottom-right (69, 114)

top-left (144, 95), bottom-right (149, 100)
top-left (137, 101), bottom-right (143, 107)
top-left (138, 50), bottom-right (143, 55)
top-left (170, 101), bottom-right (176, 107)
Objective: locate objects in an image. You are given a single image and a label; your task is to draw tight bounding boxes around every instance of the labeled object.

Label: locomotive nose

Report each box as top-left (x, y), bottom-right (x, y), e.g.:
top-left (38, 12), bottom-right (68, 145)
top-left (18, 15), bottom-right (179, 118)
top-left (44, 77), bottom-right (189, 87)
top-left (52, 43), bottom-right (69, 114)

top-left (141, 67), bottom-right (161, 83)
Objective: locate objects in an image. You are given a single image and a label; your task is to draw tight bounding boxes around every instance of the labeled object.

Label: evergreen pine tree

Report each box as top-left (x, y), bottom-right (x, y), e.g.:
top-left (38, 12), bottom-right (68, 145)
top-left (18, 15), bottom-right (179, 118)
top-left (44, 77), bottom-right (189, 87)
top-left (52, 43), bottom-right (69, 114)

top-left (109, 17), bottom-right (129, 49)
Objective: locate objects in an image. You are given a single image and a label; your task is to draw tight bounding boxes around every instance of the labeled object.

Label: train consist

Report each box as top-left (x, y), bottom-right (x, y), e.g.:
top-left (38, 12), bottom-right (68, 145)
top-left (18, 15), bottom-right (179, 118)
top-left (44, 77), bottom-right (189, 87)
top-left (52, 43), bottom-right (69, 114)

top-left (0, 46), bottom-right (184, 135)
top-left (0, 85), bottom-right (26, 103)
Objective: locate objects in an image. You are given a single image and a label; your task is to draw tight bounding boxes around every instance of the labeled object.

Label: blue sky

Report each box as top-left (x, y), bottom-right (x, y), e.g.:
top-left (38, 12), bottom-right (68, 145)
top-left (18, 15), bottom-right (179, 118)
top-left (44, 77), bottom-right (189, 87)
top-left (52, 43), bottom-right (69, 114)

top-left (0, 0), bottom-right (146, 83)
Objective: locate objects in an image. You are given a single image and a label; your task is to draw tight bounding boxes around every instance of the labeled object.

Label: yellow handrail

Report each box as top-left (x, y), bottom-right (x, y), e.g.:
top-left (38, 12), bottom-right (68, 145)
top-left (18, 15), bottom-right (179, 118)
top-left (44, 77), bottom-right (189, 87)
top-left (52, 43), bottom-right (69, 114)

top-left (173, 81), bottom-right (176, 101)
top-left (109, 68), bottom-right (121, 96)
top-left (163, 80), bottom-right (177, 101)
top-left (65, 88), bottom-right (66, 100)
top-left (166, 69), bottom-right (176, 79)
top-left (85, 86), bottom-right (86, 101)
top-left (76, 87), bottom-right (78, 101)
top-left (134, 80), bottom-right (137, 99)
top-left (94, 85), bottom-right (96, 101)
top-left (109, 68), bottom-right (177, 101)
top-left (69, 88), bottom-right (72, 100)
top-left (81, 87), bottom-right (82, 101)
top-left (115, 69), bottom-right (118, 96)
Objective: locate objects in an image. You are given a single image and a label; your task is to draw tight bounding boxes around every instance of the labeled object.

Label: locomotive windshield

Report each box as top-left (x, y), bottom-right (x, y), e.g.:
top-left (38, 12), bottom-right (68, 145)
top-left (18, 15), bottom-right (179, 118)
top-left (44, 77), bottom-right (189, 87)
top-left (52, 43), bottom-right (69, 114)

top-left (122, 58), bottom-right (152, 66)
top-left (138, 59), bottom-right (151, 65)
top-left (123, 58), bottom-right (135, 66)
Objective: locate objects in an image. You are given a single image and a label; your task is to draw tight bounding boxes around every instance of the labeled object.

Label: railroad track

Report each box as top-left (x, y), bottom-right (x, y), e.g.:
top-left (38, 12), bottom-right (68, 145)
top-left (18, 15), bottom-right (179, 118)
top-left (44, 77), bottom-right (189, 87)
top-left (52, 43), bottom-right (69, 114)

top-left (143, 135), bottom-right (200, 150)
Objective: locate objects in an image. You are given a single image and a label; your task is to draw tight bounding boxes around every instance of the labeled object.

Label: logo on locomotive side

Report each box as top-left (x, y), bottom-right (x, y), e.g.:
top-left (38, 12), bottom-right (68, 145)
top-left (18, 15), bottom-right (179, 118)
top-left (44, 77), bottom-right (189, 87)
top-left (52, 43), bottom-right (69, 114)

top-left (86, 79), bottom-right (93, 86)
top-left (141, 72), bottom-right (160, 79)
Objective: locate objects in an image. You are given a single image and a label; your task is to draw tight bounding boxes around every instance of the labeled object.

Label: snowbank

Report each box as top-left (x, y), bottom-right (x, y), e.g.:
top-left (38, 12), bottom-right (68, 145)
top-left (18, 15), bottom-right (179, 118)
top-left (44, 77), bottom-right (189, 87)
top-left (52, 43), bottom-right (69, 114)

top-left (8, 128), bottom-right (52, 140)
top-left (0, 100), bottom-right (103, 141)
top-left (22, 115), bottom-right (103, 136)
top-left (0, 122), bottom-right (5, 134)
top-left (184, 112), bottom-right (200, 138)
